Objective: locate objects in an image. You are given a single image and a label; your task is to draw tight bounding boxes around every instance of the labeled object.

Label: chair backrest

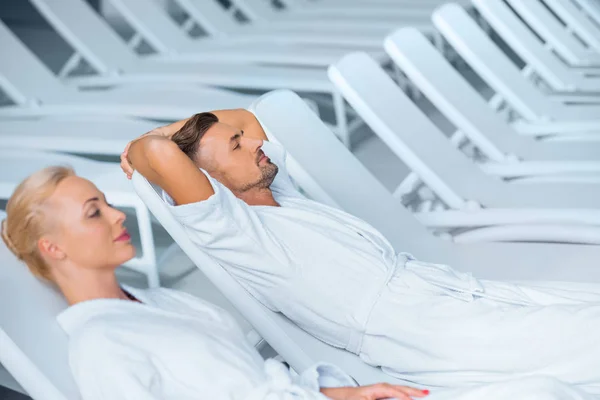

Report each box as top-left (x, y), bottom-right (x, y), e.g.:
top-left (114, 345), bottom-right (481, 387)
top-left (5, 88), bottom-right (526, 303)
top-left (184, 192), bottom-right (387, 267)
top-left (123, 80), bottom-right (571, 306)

top-left (544, 0), bottom-right (600, 52)
top-left (0, 20), bottom-right (74, 104)
top-left (0, 116), bottom-right (155, 156)
top-left (231, 0), bottom-right (276, 22)
top-left (384, 27), bottom-right (511, 163)
top-left (29, 0), bottom-right (138, 74)
top-left (178, 0), bottom-right (248, 35)
top-left (328, 52), bottom-right (502, 210)
top-left (106, 0), bottom-right (196, 53)
top-left (473, 0), bottom-right (582, 92)
top-left (251, 90), bottom-right (443, 255)
top-left (432, 4), bottom-right (556, 122)
top-left (0, 210), bottom-right (78, 400)
top-left (505, 0), bottom-right (596, 65)
top-left (574, 0), bottom-right (600, 26)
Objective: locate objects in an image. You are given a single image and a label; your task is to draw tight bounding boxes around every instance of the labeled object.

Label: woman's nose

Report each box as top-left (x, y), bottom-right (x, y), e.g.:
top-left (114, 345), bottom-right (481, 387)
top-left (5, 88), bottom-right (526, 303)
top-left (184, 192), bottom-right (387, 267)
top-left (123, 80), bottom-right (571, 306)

top-left (111, 206), bottom-right (127, 224)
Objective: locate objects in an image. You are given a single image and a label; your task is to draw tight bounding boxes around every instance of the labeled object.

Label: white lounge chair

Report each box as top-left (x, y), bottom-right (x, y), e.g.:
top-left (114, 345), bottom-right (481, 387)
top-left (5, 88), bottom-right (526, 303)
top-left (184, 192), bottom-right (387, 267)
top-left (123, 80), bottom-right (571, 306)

top-left (574, 0), bottom-right (600, 27)
top-left (543, 0), bottom-right (600, 54)
top-left (231, 0), bottom-right (432, 25)
top-left (472, 0), bottom-right (600, 94)
top-left (282, 0), bottom-right (472, 12)
top-left (231, 0), bottom-right (432, 30)
top-left (328, 53), bottom-right (600, 241)
top-left (131, 173), bottom-right (417, 389)
top-left (97, 0), bottom-right (389, 68)
top-left (0, 20), bottom-right (254, 121)
top-left (251, 0), bottom-right (455, 19)
top-left (383, 28), bottom-right (600, 164)
top-left (505, 0), bottom-right (600, 67)
top-left (432, 4), bottom-right (600, 136)
top-left (0, 116), bottom-right (157, 156)
top-left (0, 149), bottom-right (161, 287)
top-left (25, 0), bottom-right (355, 146)
top-left (0, 232), bottom-right (77, 400)
top-left (168, 0), bottom-right (432, 48)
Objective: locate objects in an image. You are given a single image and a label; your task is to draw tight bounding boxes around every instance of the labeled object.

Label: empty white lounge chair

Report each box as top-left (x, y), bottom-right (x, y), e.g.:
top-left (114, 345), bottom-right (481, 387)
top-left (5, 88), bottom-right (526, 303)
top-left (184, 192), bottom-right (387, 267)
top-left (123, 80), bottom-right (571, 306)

top-left (26, 0), bottom-right (355, 145)
top-left (329, 53), bottom-right (600, 242)
top-left (0, 20), bottom-right (254, 121)
top-left (472, 0), bottom-right (600, 94)
top-left (543, 0), bottom-right (600, 54)
top-left (0, 116), bottom-right (157, 156)
top-left (96, 0), bottom-right (389, 68)
top-left (574, 0), bottom-right (600, 27)
top-left (505, 0), bottom-right (600, 67)
top-left (169, 0), bottom-right (432, 48)
top-left (231, 0), bottom-right (431, 25)
top-left (383, 28), bottom-right (600, 163)
top-left (432, 4), bottom-right (600, 136)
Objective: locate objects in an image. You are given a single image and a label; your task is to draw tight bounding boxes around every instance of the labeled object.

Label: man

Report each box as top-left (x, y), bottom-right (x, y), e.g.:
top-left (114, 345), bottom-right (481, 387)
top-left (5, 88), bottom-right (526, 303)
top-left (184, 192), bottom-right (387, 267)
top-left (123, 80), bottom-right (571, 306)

top-left (122, 109), bottom-right (600, 394)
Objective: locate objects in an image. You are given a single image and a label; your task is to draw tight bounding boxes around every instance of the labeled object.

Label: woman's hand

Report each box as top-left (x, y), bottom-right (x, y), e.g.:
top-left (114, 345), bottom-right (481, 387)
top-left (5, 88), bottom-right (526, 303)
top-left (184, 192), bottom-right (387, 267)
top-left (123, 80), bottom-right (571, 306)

top-left (321, 383), bottom-right (429, 400)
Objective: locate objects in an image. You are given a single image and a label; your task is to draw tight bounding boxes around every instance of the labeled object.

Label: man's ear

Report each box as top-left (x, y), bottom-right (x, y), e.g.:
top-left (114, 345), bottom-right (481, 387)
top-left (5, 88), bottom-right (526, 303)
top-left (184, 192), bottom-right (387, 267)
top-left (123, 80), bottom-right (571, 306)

top-left (38, 237), bottom-right (66, 261)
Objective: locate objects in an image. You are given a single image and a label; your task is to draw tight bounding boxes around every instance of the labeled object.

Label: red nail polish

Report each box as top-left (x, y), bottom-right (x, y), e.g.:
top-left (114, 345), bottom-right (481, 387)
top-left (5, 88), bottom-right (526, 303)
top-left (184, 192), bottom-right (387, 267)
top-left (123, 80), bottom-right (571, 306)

top-left (423, 389), bottom-right (430, 395)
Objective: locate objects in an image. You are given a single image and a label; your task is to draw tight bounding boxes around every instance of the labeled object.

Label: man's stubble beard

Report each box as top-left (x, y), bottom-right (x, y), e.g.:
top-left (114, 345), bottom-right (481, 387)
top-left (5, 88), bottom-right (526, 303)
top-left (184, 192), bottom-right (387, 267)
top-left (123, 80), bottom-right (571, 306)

top-left (239, 162), bottom-right (279, 192)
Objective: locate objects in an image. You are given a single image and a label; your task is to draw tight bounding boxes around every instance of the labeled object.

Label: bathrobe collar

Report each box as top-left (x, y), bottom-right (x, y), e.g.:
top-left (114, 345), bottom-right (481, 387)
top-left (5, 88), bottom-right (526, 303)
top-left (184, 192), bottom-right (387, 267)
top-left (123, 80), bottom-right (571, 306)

top-left (57, 285), bottom-right (150, 336)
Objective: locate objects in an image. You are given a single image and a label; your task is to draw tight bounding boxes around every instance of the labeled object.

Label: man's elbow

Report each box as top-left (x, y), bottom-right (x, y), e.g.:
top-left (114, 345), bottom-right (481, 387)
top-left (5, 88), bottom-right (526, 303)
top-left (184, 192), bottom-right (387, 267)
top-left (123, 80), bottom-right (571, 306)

top-left (130, 136), bottom-right (178, 171)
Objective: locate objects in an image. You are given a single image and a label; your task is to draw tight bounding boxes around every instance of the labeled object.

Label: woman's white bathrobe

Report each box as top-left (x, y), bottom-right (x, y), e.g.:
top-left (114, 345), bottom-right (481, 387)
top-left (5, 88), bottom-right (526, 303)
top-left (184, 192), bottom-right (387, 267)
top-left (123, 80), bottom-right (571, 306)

top-left (163, 141), bottom-right (600, 394)
top-left (57, 286), bottom-right (355, 400)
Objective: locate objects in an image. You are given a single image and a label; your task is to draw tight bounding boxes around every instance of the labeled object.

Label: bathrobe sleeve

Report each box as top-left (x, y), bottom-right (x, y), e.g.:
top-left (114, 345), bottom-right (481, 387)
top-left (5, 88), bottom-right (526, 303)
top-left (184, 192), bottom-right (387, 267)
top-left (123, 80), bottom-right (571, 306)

top-left (68, 327), bottom-right (166, 400)
top-left (244, 359), bottom-right (357, 400)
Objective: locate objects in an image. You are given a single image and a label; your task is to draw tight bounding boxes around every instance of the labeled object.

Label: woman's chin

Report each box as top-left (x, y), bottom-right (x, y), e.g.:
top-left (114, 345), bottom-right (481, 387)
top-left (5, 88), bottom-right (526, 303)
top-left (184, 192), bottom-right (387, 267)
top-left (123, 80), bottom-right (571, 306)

top-left (117, 244), bottom-right (137, 265)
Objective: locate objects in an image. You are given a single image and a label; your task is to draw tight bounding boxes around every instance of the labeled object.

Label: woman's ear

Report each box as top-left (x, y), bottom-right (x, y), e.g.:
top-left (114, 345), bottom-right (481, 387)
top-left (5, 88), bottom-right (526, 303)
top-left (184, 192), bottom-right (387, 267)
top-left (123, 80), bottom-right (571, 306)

top-left (38, 237), bottom-right (66, 261)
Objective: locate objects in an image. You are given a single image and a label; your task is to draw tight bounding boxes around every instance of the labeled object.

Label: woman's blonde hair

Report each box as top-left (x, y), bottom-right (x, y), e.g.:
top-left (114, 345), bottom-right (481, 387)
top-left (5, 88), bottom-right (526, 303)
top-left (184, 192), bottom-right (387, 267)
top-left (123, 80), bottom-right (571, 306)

top-left (1, 166), bottom-right (75, 281)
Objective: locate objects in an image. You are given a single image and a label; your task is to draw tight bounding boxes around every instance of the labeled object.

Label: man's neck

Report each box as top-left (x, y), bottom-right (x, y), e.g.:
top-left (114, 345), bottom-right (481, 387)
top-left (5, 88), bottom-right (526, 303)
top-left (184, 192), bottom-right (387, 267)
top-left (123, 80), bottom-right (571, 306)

top-left (236, 188), bottom-right (280, 207)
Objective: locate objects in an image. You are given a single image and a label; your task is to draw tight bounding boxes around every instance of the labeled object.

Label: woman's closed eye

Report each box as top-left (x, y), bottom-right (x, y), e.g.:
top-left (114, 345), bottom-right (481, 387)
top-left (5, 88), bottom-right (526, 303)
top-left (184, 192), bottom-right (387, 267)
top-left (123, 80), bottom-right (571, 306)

top-left (89, 208), bottom-right (101, 218)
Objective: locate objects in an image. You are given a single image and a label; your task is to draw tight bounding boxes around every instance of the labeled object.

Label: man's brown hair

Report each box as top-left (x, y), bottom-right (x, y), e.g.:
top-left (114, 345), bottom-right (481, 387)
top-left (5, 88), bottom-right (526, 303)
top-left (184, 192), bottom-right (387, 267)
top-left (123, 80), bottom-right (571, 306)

top-left (171, 112), bottom-right (219, 160)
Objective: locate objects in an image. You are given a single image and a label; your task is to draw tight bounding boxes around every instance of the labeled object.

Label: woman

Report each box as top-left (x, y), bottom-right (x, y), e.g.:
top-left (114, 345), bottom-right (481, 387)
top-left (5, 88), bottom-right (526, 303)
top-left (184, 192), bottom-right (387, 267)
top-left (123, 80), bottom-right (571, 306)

top-left (0, 165), bottom-right (429, 400)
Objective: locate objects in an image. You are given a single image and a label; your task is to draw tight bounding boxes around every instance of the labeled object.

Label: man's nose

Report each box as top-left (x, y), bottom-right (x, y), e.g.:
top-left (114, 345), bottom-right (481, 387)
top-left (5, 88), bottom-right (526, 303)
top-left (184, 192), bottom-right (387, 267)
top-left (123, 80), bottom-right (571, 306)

top-left (244, 137), bottom-right (263, 152)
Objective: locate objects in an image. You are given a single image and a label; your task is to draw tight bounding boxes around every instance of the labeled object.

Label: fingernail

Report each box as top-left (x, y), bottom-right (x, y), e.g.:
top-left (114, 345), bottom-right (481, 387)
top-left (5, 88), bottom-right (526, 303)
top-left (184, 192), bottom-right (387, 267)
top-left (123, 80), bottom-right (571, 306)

top-left (423, 390), bottom-right (429, 395)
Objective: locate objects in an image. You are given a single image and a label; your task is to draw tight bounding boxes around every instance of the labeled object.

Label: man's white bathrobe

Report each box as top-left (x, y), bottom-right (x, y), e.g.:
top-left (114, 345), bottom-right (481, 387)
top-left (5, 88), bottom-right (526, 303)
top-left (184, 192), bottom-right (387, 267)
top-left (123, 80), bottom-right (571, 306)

top-left (58, 286), bottom-right (356, 399)
top-left (164, 141), bottom-right (600, 394)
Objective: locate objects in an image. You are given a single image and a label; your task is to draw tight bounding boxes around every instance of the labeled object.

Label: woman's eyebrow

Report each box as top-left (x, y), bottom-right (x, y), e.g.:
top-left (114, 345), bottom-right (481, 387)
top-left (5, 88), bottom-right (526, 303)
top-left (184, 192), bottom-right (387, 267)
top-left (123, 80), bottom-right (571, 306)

top-left (82, 197), bottom-right (99, 208)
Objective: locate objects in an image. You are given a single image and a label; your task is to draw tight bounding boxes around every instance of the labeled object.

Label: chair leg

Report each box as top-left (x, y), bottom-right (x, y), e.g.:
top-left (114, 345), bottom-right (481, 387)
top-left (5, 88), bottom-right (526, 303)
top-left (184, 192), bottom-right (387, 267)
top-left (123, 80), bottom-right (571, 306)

top-left (135, 203), bottom-right (161, 288)
top-left (332, 90), bottom-right (351, 148)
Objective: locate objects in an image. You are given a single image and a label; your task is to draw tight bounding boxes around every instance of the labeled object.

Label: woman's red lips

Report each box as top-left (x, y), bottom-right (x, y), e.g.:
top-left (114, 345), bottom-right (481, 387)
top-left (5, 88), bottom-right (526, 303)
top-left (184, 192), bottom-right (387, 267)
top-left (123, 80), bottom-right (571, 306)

top-left (115, 230), bottom-right (131, 242)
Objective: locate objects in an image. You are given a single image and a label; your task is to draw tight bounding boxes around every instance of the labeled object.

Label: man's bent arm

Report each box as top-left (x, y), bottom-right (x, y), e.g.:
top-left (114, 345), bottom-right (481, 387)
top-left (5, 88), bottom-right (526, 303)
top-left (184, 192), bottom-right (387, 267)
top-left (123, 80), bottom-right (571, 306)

top-left (212, 109), bottom-right (268, 141)
top-left (128, 135), bottom-right (214, 206)
top-left (149, 109), bottom-right (266, 142)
